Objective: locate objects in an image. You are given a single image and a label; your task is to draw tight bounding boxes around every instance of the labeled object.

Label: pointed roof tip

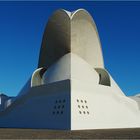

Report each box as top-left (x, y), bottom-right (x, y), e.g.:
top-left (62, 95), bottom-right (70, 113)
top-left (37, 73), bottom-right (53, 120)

top-left (62, 9), bottom-right (72, 17)
top-left (51, 8), bottom-right (92, 19)
top-left (50, 9), bottom-right (71, 19)
top-left (62, 9), bottom-right (91, 19)
top-left (71, 9), bottom-right (93, 19)
top-left (71, 8), bottom-right (89, 15)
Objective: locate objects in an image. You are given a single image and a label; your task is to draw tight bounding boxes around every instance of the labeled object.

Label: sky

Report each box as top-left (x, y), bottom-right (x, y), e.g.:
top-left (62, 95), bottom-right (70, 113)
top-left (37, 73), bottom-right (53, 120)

top-left (0, 1), bottom-right (140, 97)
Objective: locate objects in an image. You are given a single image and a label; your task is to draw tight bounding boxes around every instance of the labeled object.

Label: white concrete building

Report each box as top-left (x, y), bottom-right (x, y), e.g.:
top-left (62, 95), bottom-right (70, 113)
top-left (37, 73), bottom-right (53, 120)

top-left (0, 9), bottom-right (140, 130)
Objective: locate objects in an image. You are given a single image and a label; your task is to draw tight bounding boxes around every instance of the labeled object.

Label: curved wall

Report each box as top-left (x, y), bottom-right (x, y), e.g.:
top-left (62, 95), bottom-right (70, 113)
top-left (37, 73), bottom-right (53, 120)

top-left (71, 9), bottom-right (104, 68)
top-left (38, 9), bottom-right (70, 68)
top-left (38, 9), bottom-right (104, 69)
top-left (42, 53), bottom-right (99, 85)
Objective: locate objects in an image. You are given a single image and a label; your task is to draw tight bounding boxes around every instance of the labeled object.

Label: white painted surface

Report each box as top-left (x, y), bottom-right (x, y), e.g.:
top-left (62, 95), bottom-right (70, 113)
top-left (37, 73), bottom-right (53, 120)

top-left (0, 81), bottom-right (71, 129)
top-left (0, 9), bottom-right (140, 130)
top-left (71, 79), bottom-right (140, 130)
top-left (130, 94), bottom-right (140, 110)
top-left (38, 9), bottom-right (104, 68)
top-left (71, 9), bottom-right (104, 68)
top-left (43, 53), bottom-right (99, 85)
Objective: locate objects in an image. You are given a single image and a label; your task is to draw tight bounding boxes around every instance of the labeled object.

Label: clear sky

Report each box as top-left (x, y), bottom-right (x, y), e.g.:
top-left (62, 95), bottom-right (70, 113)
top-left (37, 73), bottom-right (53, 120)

top-left (0, 1), bottom-right (140, 97)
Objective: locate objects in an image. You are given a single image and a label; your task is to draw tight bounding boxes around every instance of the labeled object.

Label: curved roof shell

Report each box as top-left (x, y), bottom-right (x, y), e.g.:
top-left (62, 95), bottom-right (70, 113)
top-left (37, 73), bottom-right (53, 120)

top-left (38, 9), bottom-right (104, 69)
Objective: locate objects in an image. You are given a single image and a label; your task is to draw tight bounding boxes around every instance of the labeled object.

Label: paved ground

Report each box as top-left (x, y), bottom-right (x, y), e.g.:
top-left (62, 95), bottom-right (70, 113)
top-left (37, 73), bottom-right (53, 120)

top-left (0, 128), bottom-right (140, 139)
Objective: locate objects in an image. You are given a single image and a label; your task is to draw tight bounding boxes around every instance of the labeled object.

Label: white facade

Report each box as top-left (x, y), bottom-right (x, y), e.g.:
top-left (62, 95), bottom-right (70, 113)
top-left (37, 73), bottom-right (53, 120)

top-left (0, 9), bottom-right (140, 130)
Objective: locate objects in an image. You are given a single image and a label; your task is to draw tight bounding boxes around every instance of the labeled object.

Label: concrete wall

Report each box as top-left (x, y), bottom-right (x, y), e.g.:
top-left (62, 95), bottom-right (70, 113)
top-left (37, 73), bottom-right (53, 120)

top-left (71, 79), bottom-right (140, 130)
top-left (0, 80), bottom-right (71, 129)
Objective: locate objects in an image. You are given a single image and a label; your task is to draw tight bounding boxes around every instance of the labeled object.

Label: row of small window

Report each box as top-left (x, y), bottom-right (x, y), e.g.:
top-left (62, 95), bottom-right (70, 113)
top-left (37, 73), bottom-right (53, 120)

top-left (79, 111), bottom-right (89, 115)
top-left (78, 105), bottom-right (88, 109)
top-left (77, 99), bottom-right (87, 103)
top-left (52, 111), bottom-right (63, 115)
top-left (55, 99), bottom-right (66, 104)
top-left (54, 105), bottom-right (64, 109)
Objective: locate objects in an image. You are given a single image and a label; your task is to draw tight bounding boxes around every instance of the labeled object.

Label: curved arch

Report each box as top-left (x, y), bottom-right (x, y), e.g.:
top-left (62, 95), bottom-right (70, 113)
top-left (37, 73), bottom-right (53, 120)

top-left (38, 9), bottom-right (104, 69)
top-left (38, 9), bottom-right (70, 68)
top-left (31, 67), bottom-right (47, 87)
top-left (95, 68), bottom-right (111, 86)
top-left (71, 9), bottom-right (104, 68)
